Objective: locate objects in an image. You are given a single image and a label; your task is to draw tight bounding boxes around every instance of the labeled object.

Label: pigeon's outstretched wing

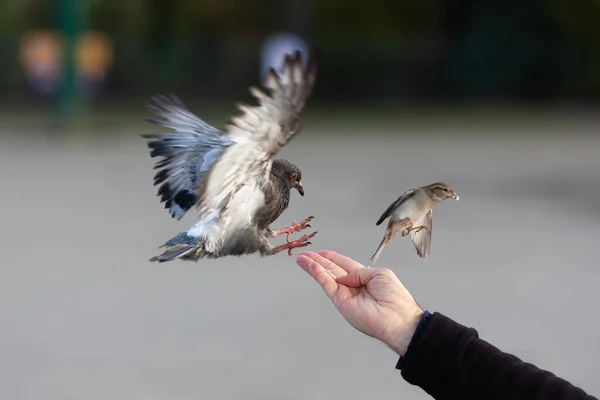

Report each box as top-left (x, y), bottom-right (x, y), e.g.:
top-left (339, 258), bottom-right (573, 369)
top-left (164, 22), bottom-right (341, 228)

top-left (410, 209), bottom-right (432, 258)
top-left (141, 94), bottom-right (237, 220)
top-left (375, 188), bottom-right (417, 226)
top-left (195, 48), bottom-right (320, 223)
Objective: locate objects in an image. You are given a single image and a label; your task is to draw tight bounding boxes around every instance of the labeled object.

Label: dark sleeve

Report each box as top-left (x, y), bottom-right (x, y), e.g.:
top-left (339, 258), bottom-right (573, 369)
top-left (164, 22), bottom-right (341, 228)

top-left (396, 311), bottom-right (597, 400)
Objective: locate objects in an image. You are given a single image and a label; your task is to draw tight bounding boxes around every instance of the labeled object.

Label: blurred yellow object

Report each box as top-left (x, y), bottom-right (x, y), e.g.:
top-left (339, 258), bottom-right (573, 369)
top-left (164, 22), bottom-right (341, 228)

top-left (19, 30), bottom-right (64, 93)
top-left (74, 31), bottom-right (114, 80)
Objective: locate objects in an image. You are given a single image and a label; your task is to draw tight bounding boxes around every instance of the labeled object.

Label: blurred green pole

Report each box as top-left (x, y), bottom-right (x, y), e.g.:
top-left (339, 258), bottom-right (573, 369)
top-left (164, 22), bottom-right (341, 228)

top-left (56, 0), bottom-right (87, 122)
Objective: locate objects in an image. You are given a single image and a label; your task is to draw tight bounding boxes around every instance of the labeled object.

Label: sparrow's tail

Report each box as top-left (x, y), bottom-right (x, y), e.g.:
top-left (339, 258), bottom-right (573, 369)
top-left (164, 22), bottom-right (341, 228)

top-left (149, 232), bottom-right (202, 263)
top-left (370, 232), bottom-right (392, 264)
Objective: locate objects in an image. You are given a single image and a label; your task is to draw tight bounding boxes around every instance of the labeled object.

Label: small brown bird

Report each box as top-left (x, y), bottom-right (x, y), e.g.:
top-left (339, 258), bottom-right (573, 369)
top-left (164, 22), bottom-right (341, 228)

top-left (370, 182), bottom-right (459, 263)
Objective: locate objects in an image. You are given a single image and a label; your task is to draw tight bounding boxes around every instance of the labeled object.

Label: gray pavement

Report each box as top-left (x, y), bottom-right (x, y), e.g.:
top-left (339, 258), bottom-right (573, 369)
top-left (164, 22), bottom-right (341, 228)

top-left (1, 127), bottom-right (599, 399)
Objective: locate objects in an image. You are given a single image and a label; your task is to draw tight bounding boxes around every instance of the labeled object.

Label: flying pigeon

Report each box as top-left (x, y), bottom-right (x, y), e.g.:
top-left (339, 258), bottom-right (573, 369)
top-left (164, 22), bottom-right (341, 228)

top-left (141, 49), bottom-right (319, 262)
top-left (370, 182), bottom-right (459, 262)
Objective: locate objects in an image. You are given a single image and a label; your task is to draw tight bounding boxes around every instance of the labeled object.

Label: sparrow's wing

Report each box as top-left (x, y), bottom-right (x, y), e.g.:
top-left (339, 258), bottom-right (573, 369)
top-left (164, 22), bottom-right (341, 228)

top-left (410, 209), bottom-right (432, 258)
top-left (195, 48), bottom-right (320, 223)
top-left (141, 94), bottom-right (238, 220)
top-left (375, 188), bottom-right (417, 226)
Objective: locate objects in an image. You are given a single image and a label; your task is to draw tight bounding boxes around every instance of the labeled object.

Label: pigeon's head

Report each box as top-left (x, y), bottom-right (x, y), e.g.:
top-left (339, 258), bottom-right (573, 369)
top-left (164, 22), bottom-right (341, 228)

top-left (273, 159), bottom-right (304, 196)
top-left (425, 182), bottom-right (459, 202)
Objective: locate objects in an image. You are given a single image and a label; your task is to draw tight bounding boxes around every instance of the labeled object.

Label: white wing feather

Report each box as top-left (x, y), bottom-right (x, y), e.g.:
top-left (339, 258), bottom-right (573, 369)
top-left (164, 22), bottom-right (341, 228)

top-left (142, 94), bottom-right (247, 220)
top-left (195, 49), bottom-right (319, 239)
top-left (410, 209), bottom-right (432, 258)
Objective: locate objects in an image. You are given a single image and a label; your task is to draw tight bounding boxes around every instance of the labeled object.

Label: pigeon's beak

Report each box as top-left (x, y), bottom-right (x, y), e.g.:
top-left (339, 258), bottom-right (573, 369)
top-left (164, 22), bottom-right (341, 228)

top-left (295, 182), bottom-right (304, 196)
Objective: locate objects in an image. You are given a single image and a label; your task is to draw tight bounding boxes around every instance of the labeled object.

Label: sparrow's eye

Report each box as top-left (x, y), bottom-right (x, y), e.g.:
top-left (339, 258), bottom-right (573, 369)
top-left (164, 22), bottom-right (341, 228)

top-left (444, 188), bottom-right (449, 192)
top-left (290, 172), bottom-right (298, 180)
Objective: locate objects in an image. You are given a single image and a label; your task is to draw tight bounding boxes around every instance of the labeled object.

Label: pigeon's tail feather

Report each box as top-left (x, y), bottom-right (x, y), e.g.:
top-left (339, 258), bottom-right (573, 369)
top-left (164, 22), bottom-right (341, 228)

top-left (149, 231), bottom-right (204, 263)
top-left (150, 244), bottom-right (197, 262)
top-left (141, 94), bottom-right (232, 220)
top-left (370, 232), bottom-right (392, 264)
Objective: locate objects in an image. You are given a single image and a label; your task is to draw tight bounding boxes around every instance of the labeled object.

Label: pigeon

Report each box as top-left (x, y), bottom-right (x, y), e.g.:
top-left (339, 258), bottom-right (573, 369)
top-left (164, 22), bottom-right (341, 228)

top-left (370, 182), bottom-right (459, 263)
top-left (141, 48), bottom-right (320, 262)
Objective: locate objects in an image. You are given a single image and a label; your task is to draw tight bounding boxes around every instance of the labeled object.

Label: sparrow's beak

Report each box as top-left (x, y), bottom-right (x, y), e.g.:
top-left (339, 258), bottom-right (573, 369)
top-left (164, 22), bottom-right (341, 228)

top-left (452, 192), bottom-right (459, 201)
top-left (295, 182), bottom-right (304, 196)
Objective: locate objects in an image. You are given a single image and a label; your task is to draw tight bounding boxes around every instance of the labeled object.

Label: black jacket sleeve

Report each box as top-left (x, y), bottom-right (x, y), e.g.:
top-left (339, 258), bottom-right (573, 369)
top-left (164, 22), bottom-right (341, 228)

top-left (396, 311), bottom-right (597, 400)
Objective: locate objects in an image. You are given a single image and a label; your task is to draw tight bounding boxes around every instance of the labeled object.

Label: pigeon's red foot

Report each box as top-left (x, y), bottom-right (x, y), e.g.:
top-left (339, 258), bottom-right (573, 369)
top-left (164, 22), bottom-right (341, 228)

top-left (273, 231), bottom-right (318, 256)
top-left (268, 216), bottom-right (314, 243)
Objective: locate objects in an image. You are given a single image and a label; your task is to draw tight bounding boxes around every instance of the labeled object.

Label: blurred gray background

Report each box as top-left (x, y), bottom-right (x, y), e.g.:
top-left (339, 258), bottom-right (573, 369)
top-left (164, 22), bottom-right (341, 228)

top-left (1, 0), bottom-right (600, 399)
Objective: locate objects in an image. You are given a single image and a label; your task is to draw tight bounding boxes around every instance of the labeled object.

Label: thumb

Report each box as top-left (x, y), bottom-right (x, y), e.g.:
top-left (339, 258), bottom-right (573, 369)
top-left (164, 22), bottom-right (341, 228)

top-left (335, 268), bottom-right (375, 288)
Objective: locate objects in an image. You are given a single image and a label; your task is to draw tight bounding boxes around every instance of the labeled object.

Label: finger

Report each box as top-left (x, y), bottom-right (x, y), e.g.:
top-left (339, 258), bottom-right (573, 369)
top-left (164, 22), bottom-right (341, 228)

top-left (317, 250), bottom-right (366, 273)
top-left (335, 268), bottom-right (376, 288)
top-left (298, 251), bottom-right (348, 278)
top-left (296, 254), bottom-right (339, 299)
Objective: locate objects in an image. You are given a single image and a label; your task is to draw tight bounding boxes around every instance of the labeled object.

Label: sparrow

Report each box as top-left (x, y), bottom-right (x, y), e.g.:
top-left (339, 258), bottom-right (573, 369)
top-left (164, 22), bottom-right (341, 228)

top-left (141, 48), bottom-right (320, 262)
top-left (370, 182), bottom-right (459, 263)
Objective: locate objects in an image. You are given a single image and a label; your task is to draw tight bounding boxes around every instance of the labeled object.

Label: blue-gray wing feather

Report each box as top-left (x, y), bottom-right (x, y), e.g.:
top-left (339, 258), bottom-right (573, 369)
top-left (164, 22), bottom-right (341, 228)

top-left (141, 94), bottom-right (234, 220)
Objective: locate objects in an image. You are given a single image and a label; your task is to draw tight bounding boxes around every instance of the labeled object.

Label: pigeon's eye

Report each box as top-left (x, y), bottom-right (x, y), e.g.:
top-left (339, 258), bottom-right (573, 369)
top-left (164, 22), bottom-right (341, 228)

top-left (290, 172), bottom-right (298, 180)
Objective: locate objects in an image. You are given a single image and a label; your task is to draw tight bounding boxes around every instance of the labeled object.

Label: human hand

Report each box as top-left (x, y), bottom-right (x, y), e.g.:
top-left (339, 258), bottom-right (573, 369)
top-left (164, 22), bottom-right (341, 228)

top-left (296, 250), bottom-right (424, 356)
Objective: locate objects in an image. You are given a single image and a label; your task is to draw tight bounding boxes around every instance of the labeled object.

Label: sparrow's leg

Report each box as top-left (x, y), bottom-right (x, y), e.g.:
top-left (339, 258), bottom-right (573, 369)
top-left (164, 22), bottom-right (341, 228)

top-left (408, 225), bottom-right (431, 234)
top-left (399, 217), bottom-right (414, 237)
top-left (272, 231), bottom-right (318, 256)
top-left (266, 216), bottom-right (314, 243)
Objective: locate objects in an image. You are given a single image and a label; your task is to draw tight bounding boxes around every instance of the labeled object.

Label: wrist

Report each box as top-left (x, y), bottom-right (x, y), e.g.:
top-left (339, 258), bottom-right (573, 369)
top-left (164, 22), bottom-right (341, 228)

top-left (386, 307), bottom-right (425, 357)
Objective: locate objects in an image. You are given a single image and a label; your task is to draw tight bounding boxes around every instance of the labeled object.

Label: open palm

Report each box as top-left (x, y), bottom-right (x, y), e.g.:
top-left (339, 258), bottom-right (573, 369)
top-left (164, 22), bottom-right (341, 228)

top-left (296, 250), bottom-right (423, 355)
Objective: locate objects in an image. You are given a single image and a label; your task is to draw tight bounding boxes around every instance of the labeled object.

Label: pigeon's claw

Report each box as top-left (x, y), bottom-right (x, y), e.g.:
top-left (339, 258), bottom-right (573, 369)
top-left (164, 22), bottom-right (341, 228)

top-left (273, 231), bottom-right (318, 256)
top-left (268, 216), bottom-right (315, 243)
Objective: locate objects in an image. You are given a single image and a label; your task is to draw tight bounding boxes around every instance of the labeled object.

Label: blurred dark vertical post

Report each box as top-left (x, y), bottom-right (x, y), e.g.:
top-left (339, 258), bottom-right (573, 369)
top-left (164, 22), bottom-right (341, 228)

top-left (285, 0), bottom-right (315, 42)
top-left (56, 0), bottom-right (88, 123)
